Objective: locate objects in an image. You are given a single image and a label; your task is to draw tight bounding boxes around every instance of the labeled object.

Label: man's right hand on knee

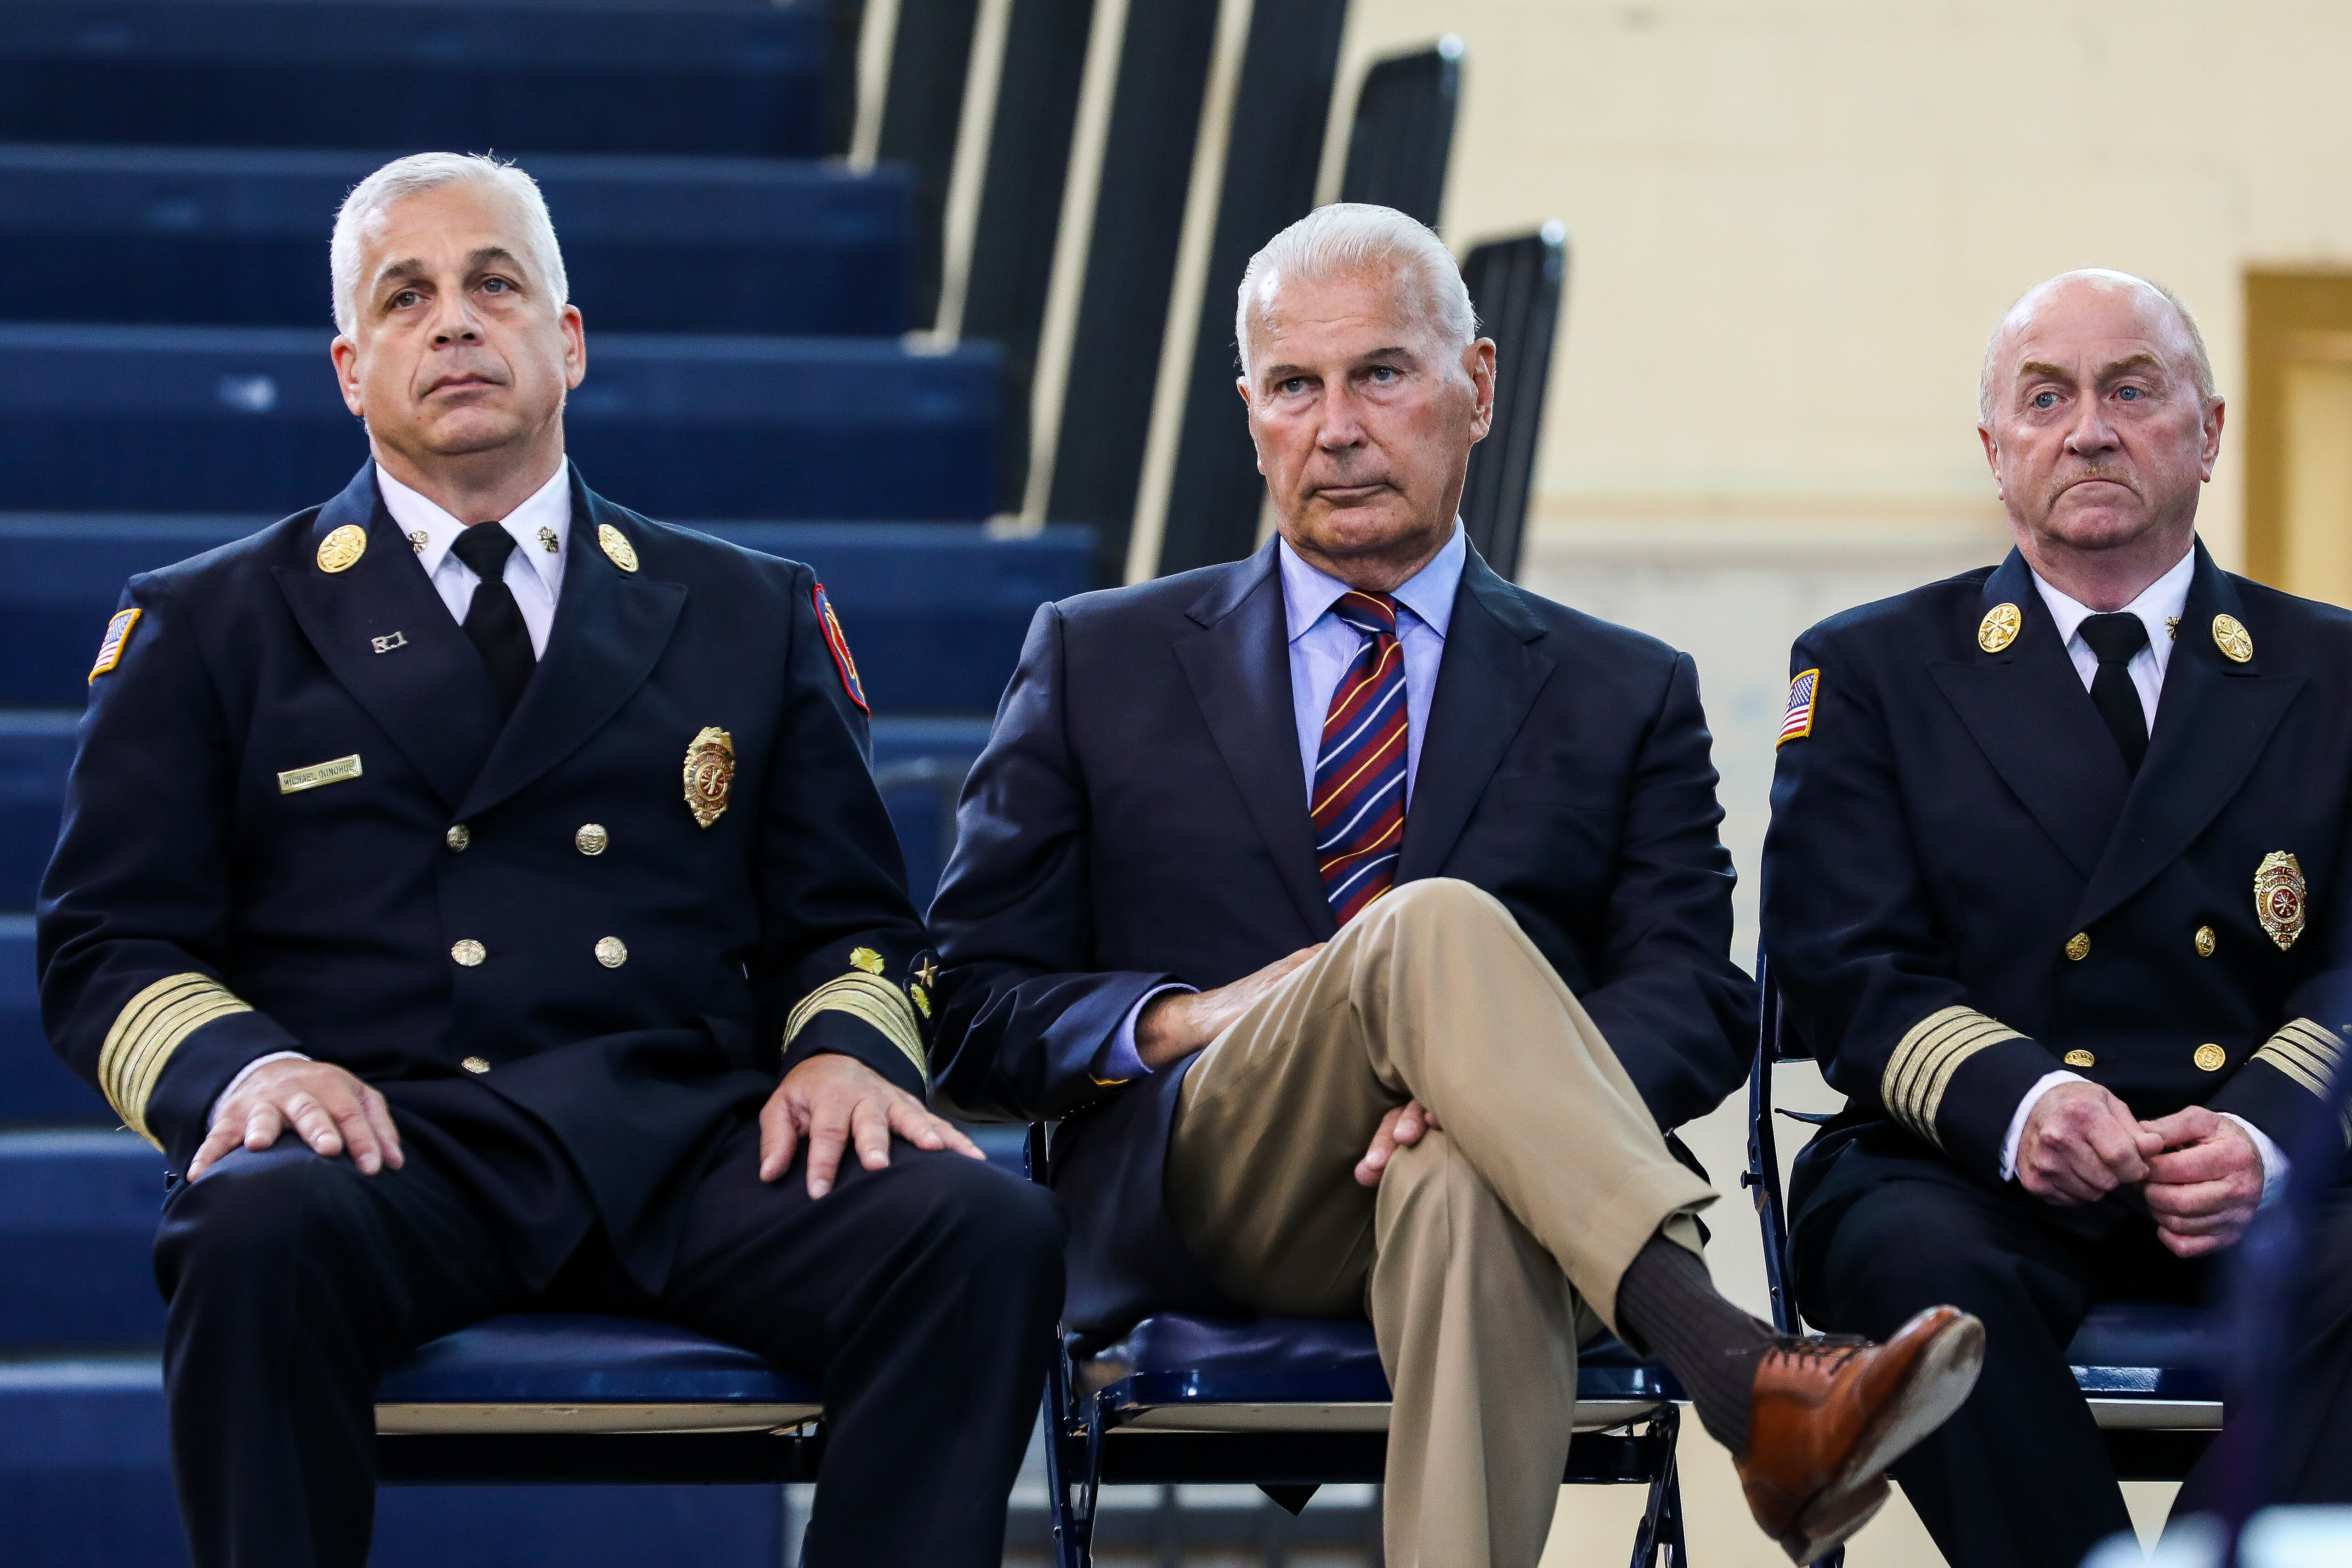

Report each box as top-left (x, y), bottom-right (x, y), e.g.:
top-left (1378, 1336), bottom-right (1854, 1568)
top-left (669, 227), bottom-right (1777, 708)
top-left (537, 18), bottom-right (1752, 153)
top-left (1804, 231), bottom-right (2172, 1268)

top-left (188, 1060), bottom-right (403, 1180)
top-left (2015, 1080), bottom-right (2158, 1206)
top-left (1134, 945), bottom-right (1323, 1070)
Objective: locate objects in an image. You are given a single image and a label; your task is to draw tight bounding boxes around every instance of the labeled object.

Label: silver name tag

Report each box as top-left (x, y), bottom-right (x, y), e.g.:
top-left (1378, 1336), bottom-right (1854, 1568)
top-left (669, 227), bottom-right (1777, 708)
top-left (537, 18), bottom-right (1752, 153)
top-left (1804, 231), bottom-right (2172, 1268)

top-left (278, 754), bottom-right (363, 794)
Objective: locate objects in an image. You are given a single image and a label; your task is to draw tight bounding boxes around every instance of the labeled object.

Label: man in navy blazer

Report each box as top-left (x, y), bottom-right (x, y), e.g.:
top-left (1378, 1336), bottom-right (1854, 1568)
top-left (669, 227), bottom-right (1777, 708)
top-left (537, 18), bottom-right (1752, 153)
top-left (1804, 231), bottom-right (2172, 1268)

top-left (39, 153), bottom-right (1063, 1568)
top-left (929, 204), bottom-right (1984, 1567)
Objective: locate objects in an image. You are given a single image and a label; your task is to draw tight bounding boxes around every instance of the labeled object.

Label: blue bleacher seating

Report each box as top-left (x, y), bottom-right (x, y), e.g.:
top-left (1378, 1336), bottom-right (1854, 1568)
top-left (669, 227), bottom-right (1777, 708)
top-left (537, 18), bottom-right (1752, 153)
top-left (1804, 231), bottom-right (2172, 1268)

top-left (0, 1131), bottom-right (167, 1347)
top-left (0, 324), bottom-right (1001, 520)
top-left (0, 0), bottom-right (830, 158)
top-left (0, 518), bottom-right (1082, 713)
top-left (0, 1356), bottom-right (791, 1568)
top-left (0, 145), bottom-right (913, 336)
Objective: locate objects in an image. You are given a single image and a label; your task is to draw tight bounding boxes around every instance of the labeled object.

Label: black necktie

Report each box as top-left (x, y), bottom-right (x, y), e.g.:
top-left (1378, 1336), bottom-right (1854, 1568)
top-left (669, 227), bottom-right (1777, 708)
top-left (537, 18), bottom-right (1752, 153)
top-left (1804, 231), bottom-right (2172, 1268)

top-left (450, 522), bottom-right (534, 716)
top-left (2078, 611), bottom-right (2151, 775)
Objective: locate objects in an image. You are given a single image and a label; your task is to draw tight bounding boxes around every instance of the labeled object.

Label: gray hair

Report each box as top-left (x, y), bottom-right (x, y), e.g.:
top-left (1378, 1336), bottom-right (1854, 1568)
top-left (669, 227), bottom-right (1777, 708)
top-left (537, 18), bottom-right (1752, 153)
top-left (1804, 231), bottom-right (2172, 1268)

top-left (329, 152), bottom-right (568, 337)
top-left (1978, 268), bottom-right (2216, 423)
top-left (1235, 203), bottom-right (1476, 379)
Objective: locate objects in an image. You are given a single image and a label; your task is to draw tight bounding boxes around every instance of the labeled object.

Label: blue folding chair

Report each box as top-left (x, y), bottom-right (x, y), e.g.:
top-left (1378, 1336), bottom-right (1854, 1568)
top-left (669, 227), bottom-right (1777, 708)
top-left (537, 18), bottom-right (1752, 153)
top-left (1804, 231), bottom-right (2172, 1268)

top-left (1027, 1126), bottom-right (1693, 1568)
top-left (373, 1315), bottom-right (827, 1487)
top-left (1743, 955), bottom-right (2222, 1566)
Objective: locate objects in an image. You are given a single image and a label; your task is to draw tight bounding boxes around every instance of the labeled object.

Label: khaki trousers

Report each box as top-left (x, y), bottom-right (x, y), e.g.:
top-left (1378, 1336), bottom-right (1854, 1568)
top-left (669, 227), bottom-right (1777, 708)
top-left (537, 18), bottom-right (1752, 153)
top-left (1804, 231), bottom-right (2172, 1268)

top-left (1165, 877), bottom-right (1716, 1568)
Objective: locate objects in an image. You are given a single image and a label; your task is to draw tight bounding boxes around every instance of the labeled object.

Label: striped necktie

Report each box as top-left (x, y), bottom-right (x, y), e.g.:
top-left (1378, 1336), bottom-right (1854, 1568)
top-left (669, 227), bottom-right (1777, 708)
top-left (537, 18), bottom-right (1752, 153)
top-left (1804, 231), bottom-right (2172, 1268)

top-left (1313, 590), bottom-right (1408, 923)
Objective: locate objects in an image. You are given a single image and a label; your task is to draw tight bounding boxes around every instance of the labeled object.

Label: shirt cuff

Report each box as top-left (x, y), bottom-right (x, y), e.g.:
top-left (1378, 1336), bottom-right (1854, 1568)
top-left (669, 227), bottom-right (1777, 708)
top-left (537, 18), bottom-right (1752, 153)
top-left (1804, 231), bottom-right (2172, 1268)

top-left (2219, 1112), bottom-right (2292, 1209)
top-left (206, 1051), bottom-right (310, 1130)
top-left (2001, 1070), bottom-right (2089, 1181)
top-left (1091, 984), bottom-right (1195, 1084)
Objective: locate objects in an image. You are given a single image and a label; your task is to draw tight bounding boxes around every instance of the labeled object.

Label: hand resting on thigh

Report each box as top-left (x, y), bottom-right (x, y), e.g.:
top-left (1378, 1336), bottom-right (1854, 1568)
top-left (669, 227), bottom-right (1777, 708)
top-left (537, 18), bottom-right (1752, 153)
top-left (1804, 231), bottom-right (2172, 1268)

top-left (189, 1058), bottom-right (403, 1180)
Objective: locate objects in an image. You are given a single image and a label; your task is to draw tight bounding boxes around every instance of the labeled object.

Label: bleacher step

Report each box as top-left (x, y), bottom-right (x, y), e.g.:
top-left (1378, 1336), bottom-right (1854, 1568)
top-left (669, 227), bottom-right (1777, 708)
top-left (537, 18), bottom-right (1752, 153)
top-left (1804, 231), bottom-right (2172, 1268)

top-left (0, 517), bottom-right (1083, 713)
top-left (0, 324), bottom-right (1001, 520)
top-left (0, 0), bottom-right (830, 159)
top-left (0, 144), bottom-right (913, 336)
top-left (0, 1356), bottom-right (789, 1568)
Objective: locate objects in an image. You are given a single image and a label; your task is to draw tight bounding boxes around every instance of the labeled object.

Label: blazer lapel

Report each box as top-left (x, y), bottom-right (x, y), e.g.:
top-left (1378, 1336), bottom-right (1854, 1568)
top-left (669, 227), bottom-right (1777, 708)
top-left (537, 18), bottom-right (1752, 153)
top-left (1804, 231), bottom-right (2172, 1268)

top-left (270, 464), bottom-right (503, 811)
top-left (2070, 543), bottom-right (2305, 929)
top-left (1394, 548), bottom-right (1555, 882)
top-left (1172, 543), bottom-right (1334, 938)
top-left (1926, 550), bottom-right (2129, 880)
top-left (456, 472), bottom-right (686, 821)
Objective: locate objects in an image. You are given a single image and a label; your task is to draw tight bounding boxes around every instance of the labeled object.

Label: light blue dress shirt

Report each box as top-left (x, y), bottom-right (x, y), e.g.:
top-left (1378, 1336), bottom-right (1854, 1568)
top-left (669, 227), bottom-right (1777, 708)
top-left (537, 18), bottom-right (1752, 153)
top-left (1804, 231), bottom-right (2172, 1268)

top-left (1092, 524), bottom-right (1468, 1082)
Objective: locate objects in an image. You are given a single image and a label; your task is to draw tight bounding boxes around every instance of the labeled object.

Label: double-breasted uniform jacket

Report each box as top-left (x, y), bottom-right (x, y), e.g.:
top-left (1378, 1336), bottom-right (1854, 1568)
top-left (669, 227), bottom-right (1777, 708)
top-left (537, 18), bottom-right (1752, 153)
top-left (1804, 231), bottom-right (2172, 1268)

top-left (1764, 542), bottom-right (2352, 1235)
top-left (39, 463), bottom-right (935, 1291)
top-left (927, 538), bottom-right (1757, 1337)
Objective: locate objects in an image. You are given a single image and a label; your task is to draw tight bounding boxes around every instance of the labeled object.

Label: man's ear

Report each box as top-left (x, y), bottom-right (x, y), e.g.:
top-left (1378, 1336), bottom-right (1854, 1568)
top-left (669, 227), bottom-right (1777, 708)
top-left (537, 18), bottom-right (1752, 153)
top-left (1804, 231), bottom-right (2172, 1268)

top-left (330, 337), bottom-right (365, 418)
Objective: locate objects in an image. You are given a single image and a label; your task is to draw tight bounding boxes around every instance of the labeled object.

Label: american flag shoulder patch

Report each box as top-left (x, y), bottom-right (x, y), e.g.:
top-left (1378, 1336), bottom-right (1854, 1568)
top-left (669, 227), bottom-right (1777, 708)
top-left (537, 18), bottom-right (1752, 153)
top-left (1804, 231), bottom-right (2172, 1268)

top-left (89, 607), bottom-right (142, 683)
top-left (1777, 668), bottom-right (1820, 748)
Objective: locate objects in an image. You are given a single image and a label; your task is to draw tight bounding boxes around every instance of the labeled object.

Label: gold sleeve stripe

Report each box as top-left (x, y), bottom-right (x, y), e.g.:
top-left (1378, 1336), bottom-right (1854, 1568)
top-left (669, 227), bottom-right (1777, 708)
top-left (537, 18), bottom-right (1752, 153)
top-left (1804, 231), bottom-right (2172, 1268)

top-left (2253, 1018), bottom-right (2343, 1099)
top-left (97, 973), bottom-right (254, 1148)
top-left (1881, 1006), bottom-right (2023, 1150)
top-left (784, 970), bottom-right (925, 1080)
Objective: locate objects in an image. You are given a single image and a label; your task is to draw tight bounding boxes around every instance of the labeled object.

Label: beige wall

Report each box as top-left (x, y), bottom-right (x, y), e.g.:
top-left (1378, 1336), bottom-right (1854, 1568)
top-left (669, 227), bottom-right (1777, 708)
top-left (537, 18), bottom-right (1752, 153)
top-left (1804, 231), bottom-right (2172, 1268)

top-left (1333, 0), bottom-right (2352, 572)
top-left (1303, 2), bottom-right (2350, 1559)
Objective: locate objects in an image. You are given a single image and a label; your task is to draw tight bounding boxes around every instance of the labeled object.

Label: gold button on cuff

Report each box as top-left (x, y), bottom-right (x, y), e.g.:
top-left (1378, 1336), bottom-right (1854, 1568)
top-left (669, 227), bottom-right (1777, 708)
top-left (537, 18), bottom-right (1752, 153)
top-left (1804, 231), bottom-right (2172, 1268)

top-left (2063, 1049), bottom-right (2096, 1068)
top-left (446, 823), bottom-right (470, 852)
top-left (461, 1056), bottom-right (490, 1074)
top-left (575, 823), bottom-right (609, 856)
top-left (2064, 932), bottom-right (2091, 962)
top-left (451, 939), bottom-right (486, 967)
top-left (2195, 925), bottom-right (2216, 957)
top-left (595, 936), bottom-right (628, 968)
top-left (2194, 1043), bottom-right (2228, 1072)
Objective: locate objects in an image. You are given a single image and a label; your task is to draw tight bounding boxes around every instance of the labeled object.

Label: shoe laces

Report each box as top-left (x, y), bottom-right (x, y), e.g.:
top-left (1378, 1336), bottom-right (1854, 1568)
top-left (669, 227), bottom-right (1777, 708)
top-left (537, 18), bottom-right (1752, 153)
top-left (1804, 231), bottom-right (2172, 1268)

top-left (1762, 1333), bottom-right (1871, 1373)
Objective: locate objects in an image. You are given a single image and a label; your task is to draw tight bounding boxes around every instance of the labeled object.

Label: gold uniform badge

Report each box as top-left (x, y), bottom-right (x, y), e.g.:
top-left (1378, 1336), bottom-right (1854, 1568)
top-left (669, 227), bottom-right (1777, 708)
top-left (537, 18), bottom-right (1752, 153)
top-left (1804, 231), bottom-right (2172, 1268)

top-left (598, 524), bottom-right (639, 573)
top-left (850, 947), bottom-right (885, 975)
top-left (2212, 614), bottom-right (2253, 663)
top-left (2255, 851), bottom-right (2307, 950)
top-left (1978, 603), bottom-right (2021, 653)
top-left (317, 524), bottom-right (368, 573)
top-left (683, 726), bottom-right (735, 827)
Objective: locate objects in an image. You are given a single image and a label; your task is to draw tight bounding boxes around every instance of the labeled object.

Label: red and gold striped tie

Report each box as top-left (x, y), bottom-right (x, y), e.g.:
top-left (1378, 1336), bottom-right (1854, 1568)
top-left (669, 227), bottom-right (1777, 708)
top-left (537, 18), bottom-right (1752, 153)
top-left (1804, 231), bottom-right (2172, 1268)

top-left (1312, 590), bottom-right (1408, 923)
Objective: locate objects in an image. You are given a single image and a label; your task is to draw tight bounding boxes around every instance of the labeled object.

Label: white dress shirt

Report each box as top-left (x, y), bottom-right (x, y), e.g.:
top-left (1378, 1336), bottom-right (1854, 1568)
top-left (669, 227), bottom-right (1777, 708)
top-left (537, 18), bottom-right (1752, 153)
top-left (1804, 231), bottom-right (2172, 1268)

top-left (1090, 525), bottom-right (1468, 1084)
top-left (377, 462), bottom-right (571, 658)
top-left (206, 464), bottom-right (574, 1130)
top-left (2000, 548), bottom-right (2287, 1203)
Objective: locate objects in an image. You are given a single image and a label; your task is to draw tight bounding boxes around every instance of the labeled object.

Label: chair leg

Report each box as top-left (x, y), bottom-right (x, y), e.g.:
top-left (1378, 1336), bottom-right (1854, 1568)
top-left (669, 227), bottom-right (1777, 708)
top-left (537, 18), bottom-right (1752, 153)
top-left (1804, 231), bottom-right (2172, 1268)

top-left (1043, 1343), bottom-right (1099, 1568)
top-left (1629, 1404), bottom-right (1688, 1568)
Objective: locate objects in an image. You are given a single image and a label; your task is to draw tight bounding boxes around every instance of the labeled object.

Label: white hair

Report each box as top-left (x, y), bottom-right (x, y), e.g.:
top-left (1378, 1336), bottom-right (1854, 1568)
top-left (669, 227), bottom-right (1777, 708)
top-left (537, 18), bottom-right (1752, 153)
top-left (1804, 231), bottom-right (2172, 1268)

top-left (1978, 268), bottom-right (2216, 423)
top-left (329, 152), bottom-right (568, 337)
top-left (1235, 203), bottom-right (1476, 379)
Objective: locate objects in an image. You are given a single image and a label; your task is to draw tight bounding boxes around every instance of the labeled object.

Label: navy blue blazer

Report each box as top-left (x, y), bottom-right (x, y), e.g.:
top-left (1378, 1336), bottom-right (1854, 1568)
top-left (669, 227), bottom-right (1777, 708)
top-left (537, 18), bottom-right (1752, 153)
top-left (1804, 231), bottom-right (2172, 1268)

top-left (1764, 543), bottom-right (2352, 1235)
top-left (39, 463), bottom-right (935, 1290)
top-left (928, 539), bottom-right (1755, 1336)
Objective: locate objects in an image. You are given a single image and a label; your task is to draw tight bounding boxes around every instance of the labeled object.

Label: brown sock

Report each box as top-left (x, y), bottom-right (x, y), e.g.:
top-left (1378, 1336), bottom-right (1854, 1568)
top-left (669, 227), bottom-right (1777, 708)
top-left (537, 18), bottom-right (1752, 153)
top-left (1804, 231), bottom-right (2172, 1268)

top-left (1613, 1231), bottom-right (1775, 1453)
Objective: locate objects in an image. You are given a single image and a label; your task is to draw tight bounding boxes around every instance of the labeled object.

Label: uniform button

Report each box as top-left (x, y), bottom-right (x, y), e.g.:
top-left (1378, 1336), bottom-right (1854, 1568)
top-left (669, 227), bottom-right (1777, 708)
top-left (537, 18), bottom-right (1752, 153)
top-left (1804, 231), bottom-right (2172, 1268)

top-left (2194, 1043), bottom-right (2227, 1072)
top-left (2063, 1049), bottom-right (2095, 1068)
top-left (2195, 925), bottom-right (2216, 957)
top-left (461, 1056), bottom-right (491, 1074)
top-left (595, 936), bottom-right (628, 968)
top-left (451, 939), bottom-right (486, 967)
top-left (575, 823), bottom-right (609, 856)
top-left (446, 823), bottom-right (470, 852)
top-left (2064, 932), bottom-right (2091, 961)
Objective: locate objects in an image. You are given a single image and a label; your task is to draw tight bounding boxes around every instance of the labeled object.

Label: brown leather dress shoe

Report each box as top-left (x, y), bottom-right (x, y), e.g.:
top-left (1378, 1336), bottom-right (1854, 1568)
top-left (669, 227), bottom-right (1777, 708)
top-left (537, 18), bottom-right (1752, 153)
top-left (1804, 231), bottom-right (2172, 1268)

top-left (1734, 1305), bottom-right (1985, 1564)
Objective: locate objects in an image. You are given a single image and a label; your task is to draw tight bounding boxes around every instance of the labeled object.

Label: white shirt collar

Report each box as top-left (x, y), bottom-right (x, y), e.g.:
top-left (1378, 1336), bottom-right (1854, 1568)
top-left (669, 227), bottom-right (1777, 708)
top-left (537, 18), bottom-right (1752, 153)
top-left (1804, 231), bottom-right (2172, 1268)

top-left (2029, 545), bottom-right (2196, 668)
top-left (376, 462), bottom-right (571, 595)
top-left (1279, 521), bottom-right (1467, 644)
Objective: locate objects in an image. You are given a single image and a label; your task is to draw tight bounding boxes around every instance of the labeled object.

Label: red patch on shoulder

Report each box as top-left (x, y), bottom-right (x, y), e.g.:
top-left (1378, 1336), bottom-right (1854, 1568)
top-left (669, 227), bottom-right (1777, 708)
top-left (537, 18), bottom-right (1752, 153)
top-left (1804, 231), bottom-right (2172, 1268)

top-left (813, 583), bottom-right (868, 712)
